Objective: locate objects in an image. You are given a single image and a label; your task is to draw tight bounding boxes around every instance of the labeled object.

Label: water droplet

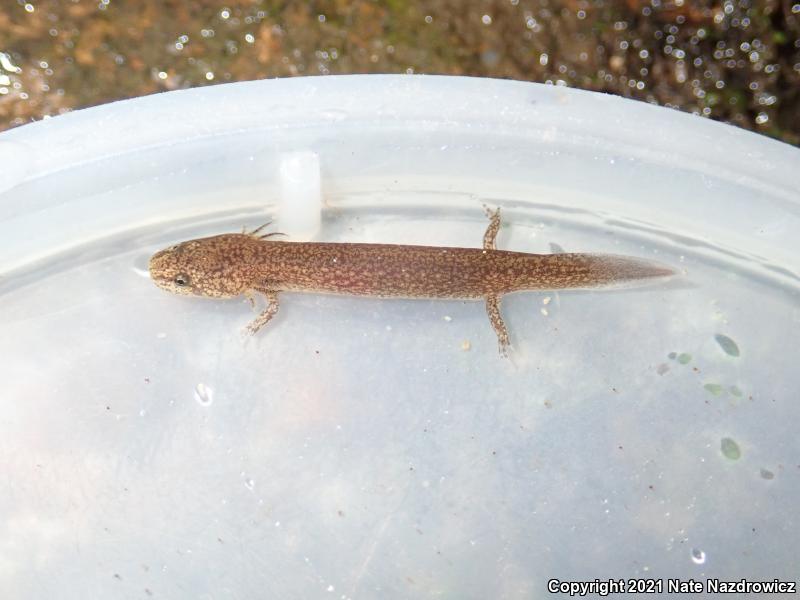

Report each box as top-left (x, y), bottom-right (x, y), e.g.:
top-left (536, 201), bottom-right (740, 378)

top-left (194, 383), bottom-right (214, 406)
top-left (691, 548), bottom-right (706, 564)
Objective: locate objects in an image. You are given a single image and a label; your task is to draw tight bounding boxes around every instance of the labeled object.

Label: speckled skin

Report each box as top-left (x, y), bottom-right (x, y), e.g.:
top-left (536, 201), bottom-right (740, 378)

top-left (148, 209), bottom-right (673, 354)
top-left (150, 239), bottom-right (669, 298)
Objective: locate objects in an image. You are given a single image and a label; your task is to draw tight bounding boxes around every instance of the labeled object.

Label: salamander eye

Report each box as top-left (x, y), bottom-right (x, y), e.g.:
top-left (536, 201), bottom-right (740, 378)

top-left (174, 274), bottom-right (191, 287)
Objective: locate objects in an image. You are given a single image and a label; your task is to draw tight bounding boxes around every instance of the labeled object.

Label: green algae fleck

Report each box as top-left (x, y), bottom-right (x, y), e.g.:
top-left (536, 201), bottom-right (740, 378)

top-left (720, 437), bottom-right (741, 460)
top-left (714, 334), bottom-right (740, 357)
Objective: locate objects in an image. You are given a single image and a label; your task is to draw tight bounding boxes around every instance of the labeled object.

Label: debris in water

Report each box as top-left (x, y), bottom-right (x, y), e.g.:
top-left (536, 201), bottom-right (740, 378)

top-left (720, 437), bottom-right (741, 460)
top-left (714, 334), bottom-right (740, 357)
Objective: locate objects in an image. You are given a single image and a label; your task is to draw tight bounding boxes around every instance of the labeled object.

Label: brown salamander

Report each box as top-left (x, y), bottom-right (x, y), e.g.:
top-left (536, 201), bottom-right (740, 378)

top-left (148, 208), bottom-right (673, 354)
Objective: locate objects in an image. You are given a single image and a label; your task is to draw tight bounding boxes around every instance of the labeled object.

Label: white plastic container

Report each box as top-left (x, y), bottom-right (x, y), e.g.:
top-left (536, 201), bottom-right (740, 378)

top-left (1, 75), bottom-right (798, 599)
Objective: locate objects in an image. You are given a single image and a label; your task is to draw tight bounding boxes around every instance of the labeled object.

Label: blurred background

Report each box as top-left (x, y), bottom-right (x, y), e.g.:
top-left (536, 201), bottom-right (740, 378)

top-left (1, 0), bottom-right (799, 144)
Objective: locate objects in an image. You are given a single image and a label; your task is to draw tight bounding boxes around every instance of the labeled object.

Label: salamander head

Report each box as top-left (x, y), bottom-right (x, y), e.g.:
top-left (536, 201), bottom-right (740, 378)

top-left (148, 234), bottom-right (257, 298)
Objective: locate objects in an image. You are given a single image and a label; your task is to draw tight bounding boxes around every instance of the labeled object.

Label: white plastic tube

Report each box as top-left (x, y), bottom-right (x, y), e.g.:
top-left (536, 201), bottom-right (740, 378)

top-left (277, 151), bottom-right (322, 239)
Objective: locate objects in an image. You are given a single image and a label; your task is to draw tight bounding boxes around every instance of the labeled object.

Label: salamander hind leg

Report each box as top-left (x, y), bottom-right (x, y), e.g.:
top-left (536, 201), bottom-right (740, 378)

top-left (482, 205), bottom-right (501, 250)
top-left (485, 293), bottom-right (511, 357)
top-left (245, 288), bottom-right (280, 335)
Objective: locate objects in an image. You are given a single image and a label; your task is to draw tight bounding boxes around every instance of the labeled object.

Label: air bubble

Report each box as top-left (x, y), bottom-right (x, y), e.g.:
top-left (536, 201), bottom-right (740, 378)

top-left (194, 383), bottom-right (214, 406)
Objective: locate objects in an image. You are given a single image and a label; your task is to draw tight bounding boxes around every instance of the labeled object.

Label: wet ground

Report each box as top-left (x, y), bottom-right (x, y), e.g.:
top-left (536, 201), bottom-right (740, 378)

top-left (1, 0), bottom-right (799, 144)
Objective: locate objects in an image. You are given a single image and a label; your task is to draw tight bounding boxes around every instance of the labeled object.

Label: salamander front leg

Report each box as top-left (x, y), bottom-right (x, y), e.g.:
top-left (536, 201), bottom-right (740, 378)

top-left (483, 205), bottom-right (501, 250)
top-left (485, 293), bottom-right (511, 356)
top-left (244, 290), bottom-right (257, 310)
top-left (245, 288), bottom-right (280, 335)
